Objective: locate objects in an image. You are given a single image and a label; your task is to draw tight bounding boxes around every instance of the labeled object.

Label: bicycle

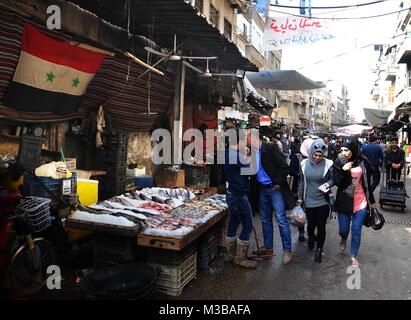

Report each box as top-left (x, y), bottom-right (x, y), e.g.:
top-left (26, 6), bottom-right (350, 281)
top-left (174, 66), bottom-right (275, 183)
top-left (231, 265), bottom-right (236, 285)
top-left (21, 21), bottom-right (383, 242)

top-left (7, 196), bottom-right (57, 297)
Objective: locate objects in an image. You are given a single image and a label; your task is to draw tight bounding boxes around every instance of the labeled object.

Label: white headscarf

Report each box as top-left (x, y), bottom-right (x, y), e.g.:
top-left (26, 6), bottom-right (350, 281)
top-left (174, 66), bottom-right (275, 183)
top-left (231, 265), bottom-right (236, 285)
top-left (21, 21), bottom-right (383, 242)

top-left (300, 138), bottom-right (314, 158)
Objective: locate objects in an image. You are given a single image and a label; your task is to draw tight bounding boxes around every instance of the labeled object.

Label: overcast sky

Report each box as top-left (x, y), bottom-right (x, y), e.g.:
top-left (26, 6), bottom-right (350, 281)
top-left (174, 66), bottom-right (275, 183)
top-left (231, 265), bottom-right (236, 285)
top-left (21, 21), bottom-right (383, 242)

top-left (275, 0), bottom-right (404, 121)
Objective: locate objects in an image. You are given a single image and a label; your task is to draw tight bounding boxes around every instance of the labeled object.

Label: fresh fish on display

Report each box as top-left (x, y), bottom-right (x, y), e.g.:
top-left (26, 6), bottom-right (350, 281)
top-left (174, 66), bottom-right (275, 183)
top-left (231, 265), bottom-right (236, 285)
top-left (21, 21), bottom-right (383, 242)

top-left (89, 204), bottom-right (148, 220)
top-left (159, 224), bottom-right (178, 231)
top-left (139, 201), bottom-right (171, 214)
top-left (151, 195), bottom-right (168, 204)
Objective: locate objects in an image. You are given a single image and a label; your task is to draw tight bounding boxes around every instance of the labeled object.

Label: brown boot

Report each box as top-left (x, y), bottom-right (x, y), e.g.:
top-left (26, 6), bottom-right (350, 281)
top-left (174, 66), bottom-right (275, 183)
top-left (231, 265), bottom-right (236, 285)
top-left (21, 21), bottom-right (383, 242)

top-left (233, 239), bottom-right (257, 269)
top-left (224, 236), bottom-right (237, 262)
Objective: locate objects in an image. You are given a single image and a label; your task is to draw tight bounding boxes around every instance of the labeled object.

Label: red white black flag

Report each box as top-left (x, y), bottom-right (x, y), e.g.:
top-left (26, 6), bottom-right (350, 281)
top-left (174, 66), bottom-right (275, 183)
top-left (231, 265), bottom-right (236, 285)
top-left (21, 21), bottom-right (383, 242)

top-left (4, 23), bottom-right (105, 114)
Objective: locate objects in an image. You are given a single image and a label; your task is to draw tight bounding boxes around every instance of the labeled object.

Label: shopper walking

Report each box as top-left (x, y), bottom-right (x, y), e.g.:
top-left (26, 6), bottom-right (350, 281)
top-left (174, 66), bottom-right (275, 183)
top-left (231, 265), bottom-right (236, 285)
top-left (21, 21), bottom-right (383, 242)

top-left (333, 138), bottom-right (376, 268)
top-left (361, 135), bottom-right (384, 191)
top-left (224, 134), bottom-right (257, 269)
top-left (297, 139), bottom-right (334, 263)
top-left (250, 133), bottom-right (294, 265)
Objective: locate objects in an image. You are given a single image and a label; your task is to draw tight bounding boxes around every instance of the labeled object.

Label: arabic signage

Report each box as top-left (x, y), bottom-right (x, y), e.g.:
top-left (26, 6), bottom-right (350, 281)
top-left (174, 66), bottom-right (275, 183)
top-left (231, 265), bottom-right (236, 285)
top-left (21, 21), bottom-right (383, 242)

top-left (262, 16), bottom-right (336, 51)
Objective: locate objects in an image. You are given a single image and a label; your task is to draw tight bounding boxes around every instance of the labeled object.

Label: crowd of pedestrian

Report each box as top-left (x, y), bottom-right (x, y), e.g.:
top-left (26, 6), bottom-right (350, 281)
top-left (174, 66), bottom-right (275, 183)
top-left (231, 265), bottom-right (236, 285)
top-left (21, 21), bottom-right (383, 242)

top-left (223, 130), bottom-right (405, 270)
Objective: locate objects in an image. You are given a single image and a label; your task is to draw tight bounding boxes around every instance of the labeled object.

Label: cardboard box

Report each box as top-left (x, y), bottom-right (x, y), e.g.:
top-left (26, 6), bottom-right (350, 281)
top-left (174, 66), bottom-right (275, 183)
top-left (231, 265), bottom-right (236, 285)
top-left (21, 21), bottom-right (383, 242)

top-left (154, 168), bottom-right (185, 188)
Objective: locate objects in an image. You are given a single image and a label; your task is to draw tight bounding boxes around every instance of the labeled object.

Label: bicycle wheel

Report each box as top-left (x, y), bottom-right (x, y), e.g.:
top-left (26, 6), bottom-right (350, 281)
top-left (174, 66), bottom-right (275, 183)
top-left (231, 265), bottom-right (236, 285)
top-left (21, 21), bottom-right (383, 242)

top-left (9, 238), bottom-right (57, 297)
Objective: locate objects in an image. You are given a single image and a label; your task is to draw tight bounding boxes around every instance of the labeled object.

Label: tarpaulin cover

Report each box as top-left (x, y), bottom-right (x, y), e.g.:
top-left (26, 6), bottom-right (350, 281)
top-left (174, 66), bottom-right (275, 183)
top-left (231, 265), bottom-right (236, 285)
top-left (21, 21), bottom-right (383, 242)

top-left (245, 70), bottom-right (325, 90)
top-left (336, 124), bottom-right (374, 135)
top-left (363, 108), bottom-right (393, 128)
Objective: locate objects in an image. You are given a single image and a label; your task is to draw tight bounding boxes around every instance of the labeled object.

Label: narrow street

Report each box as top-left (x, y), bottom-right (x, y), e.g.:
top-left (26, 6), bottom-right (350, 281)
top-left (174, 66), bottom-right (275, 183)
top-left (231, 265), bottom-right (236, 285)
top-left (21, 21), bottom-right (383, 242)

top-left (173, 183), bottom-right (411, 300)
top-left (31, 180), bottom-right (411, 300)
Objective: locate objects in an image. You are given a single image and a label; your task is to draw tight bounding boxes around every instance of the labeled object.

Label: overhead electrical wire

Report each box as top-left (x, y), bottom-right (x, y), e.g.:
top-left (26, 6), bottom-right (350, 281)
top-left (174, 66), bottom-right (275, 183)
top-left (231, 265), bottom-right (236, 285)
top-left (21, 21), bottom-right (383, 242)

top-left (269, 6), bottom-right (410, 20)
top-left (294, 32), bottom-right (406, 70)
top-left (270, 0), bottom-right (390, 10)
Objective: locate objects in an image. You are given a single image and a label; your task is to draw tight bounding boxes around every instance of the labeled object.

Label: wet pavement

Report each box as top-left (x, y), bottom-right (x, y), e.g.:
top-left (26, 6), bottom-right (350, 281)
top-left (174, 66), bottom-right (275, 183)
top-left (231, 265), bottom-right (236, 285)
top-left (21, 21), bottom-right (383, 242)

top-left (16, 182), bottom-right (411, 300)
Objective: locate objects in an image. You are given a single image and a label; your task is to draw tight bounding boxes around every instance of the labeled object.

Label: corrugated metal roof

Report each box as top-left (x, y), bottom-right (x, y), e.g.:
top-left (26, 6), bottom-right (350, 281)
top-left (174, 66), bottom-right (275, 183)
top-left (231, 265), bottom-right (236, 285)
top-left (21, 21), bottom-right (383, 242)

top-left (67, 0), bottom-right (258, 73)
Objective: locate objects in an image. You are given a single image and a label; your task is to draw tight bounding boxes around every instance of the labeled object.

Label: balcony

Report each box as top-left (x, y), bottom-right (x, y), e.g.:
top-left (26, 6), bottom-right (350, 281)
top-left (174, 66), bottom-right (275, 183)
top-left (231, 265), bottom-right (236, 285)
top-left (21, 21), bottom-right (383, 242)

top-left (371, 87), bottom-right (380, 101)
top-left (395, 87), bottom-right (411, 107)
top-left (299, 112), bottom-right (309, 120)
top-left (396, 37), bottom-right (411, 64)
top-left (245, 44), bottom-right (265, 68)
top-left (236, 28), bottom-right (250, 42)
top-left (385, 66), bottom-right (397, 81)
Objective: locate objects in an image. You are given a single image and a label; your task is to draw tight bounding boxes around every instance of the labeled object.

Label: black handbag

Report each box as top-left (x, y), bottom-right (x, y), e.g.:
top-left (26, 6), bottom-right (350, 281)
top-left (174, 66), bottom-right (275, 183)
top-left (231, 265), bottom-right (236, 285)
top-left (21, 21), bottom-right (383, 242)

top-left (362, 163), bottom-right (385, 230)
top-left (368, 207), bottom-right (385, 230)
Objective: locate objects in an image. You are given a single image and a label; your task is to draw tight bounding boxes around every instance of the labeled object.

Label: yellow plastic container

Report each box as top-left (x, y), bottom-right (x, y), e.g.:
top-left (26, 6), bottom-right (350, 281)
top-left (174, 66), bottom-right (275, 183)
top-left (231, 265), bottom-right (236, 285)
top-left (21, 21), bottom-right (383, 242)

top-left (67, 178), bottom-right (99, 243)
top-left (77, 178), bottom-right (99, 205)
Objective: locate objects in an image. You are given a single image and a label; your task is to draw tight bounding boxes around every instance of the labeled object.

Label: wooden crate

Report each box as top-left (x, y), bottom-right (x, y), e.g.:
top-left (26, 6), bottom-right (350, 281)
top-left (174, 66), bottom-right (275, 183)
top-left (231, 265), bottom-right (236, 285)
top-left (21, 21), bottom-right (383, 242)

top-left (154, 168), bottom-right (185, 188)
top-left (65, 158), bottom-right (76, 171)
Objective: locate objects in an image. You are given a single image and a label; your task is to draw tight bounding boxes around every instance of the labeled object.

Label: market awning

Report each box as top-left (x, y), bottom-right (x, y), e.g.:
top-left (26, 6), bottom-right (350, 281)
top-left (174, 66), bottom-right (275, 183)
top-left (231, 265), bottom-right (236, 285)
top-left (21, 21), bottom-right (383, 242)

top-left (363, 108), bottom-right (393, 127)
top-left (336, 124), bottom-right (374, 135)
top-left (245, 70), bottom-right (325, 90)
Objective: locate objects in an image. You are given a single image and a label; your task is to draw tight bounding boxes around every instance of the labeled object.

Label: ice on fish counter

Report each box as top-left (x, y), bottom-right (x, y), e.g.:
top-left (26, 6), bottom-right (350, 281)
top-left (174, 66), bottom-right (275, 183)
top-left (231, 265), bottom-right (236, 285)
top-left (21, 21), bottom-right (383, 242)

top-left (142, 226), bottom-right (194, 238)
top-left (197, 210), bottom-right (221, 224)
top-left (72, 210), bottom-right (136, 227)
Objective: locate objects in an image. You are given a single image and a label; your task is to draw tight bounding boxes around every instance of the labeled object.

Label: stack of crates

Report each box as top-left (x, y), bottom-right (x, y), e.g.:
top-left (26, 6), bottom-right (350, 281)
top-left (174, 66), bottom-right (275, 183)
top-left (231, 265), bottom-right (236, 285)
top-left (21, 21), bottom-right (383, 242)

top-left (22, 172), bottom-right (77, 209)
top-left (105, 133), bottom-right (128, 198)
top-left (184, 165), bottom-right (211, 189)
top-left (147, 243), bottom-right (197, 296)
top-left (197, 225), bottom-right (219, 270)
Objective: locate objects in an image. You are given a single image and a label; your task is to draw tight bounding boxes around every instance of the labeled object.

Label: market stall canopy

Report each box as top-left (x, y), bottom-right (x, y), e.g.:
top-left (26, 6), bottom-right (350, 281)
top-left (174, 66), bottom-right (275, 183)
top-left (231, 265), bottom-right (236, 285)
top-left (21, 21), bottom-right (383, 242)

top-left (336, 124), bottom-right (374, 135)
top-left (363, 108), bottom-right (393, 127)
top-left (245, 70), bottom-right (325, 90)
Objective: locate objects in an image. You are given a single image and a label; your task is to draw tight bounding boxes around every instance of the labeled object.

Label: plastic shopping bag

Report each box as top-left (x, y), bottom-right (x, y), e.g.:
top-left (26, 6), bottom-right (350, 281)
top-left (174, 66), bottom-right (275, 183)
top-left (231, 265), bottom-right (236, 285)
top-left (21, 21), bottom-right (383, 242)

top-left (289, 205), bottom-right (306, 226)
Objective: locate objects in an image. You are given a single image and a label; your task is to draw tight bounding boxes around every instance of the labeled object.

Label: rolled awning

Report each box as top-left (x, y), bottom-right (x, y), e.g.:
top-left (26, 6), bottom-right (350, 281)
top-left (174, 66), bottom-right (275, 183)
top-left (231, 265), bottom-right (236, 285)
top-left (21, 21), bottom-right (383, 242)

top-left (245, 70), bottom-right (325, 90)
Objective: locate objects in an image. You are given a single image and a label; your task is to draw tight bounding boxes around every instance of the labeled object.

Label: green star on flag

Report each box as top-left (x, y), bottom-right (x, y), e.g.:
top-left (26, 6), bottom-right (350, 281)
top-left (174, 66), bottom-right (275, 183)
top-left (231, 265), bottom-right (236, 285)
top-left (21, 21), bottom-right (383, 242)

top-left (46, 71), bottom-right (55, 82)
top-left (72, 77), bottom-right (80, 88)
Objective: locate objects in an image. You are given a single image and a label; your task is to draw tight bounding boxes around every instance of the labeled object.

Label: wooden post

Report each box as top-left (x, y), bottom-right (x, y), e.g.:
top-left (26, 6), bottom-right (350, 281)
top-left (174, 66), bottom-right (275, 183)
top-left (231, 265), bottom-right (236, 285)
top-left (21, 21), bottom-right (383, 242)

top-left (173, 61), bottom-right (185, 165)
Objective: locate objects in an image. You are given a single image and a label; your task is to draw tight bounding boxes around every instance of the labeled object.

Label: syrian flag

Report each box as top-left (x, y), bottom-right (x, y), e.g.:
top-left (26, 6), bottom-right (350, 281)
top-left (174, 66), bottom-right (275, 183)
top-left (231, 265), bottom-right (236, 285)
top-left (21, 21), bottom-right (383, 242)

top-left (4, 23), bottom-right (105, 114)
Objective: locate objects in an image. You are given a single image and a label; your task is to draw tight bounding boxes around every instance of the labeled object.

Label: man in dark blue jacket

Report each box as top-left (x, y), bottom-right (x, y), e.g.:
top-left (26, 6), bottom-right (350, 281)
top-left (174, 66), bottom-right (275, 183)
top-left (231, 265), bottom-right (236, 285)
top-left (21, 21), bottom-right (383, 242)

top-left (361, 135), bottom-right (384, 191)
top-left (249, 133), bottom-right (294, 265)
top-left (224, 132), bottom-right (257, 269)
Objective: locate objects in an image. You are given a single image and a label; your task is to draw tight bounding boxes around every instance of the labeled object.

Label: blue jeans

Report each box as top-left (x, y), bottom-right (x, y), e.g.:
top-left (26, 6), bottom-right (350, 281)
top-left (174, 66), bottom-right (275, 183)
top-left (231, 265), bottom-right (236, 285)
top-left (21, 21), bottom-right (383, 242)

top-left (259, 188), bottom-right (292, 252)
top-left (226, 191), bottom-right (253, 241)
top-left (338, 208), bottom-right (367, 257)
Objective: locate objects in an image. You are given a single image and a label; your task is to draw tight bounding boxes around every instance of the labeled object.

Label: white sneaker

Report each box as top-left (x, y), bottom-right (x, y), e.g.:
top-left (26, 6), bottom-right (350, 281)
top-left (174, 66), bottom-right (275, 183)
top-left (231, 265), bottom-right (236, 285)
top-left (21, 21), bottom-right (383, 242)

top-left (350, 256), bottom-right (360, 268)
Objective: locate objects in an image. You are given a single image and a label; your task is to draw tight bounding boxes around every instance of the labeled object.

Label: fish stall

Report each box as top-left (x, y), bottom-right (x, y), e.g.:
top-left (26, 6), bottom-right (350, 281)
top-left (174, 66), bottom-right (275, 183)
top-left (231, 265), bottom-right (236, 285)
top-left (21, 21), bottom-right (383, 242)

top-left (66, 187), bottom-right (228, 251)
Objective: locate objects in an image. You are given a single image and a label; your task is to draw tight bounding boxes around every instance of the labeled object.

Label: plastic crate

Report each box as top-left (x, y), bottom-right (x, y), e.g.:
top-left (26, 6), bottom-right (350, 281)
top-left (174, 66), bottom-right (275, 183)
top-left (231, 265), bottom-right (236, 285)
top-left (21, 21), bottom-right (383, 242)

top-left (135, 176), bottom-right (153, 188)
top-left (198, 245), bottom-right (218, 269)
top-left (149, 251), bottom-right (197, 296)
top-left (184, 166), bottom-right (211, 188)
top-left (147, 242), bottom-right (196, 266)
top-left (17, 134), bottom-right (43, 172)
top-left (197, 226), bottom-right (219, 269)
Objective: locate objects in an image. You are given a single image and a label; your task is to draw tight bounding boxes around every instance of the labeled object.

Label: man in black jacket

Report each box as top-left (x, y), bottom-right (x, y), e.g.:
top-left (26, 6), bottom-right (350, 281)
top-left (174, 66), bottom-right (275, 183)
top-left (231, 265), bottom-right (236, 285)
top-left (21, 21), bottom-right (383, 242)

top-left (384, 137), bottom-right (405, 181)
top-left (249, 132), bottom-right (294, 264)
